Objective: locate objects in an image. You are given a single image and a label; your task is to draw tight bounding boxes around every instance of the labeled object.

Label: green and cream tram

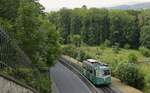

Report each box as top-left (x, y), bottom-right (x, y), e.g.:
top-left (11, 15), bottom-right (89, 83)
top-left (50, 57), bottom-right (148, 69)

top-left (82, 59), bottom-right (111, 86)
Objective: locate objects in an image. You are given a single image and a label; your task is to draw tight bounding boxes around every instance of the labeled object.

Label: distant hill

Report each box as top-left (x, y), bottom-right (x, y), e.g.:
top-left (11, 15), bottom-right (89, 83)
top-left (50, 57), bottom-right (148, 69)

top-left (110, 2), bottom-right (150, 10)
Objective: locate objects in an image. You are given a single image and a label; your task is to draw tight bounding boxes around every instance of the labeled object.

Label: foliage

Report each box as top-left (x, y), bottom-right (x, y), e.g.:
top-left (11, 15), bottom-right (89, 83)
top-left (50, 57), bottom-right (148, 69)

top-left (104, 39), bottom-right (111, 47)
top-left (108, 59), bottom-right (121, 76)
top-left (139, 10), bottom-right (150, 49)
top-left (140, 26), bottom-right (150, 49)
top-left (112, 43), bottom-right (120, 53)
top-left (69, 35), bottom-right (82, 47)
top-left (116, 63), bottom-right (144, 90)
top-left (0, 0), bottom-right (60, 92)
top-left (109, 10), bottom-right (139, 48)
top-left (124, 43), bottom-right (131, 49)
top-left (62, 45), bottom-right (91, 61)
top-left (80, 46), bottom-right (148, 91)
top-left (128, 53), bottom-right (138, 63)
top-left (80, 46), bottom-right (144, 64)
top-left (9, 68), bottom-right (51, 93)
top-left (139, 46), bottom-right (150, 57)
top-left (34, 72), bottom-right (51, 93)
top-left (13, 0), bottom-right (60, 67)
top-left (39, 17), bottom-right (61, 66)
top-left (99, 44), bottom-right (106, 50)
top-left (49, 8), bottom-right (141, 48)
top-left (10, 68), bottom-right (33, 84)
top-left (144, 74), bottom-right (150, 93)
top-left (58, 8), bottom-right (72, 44)
top-left (0, 0), bottom-right (20, 20)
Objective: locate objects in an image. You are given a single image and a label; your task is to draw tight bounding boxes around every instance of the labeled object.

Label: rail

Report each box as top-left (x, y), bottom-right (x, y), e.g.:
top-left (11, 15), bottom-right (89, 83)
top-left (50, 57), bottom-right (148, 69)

top-left (59, 57), bottom-right (100, 93)
top-left (59, 56), bottom-right (118, 93)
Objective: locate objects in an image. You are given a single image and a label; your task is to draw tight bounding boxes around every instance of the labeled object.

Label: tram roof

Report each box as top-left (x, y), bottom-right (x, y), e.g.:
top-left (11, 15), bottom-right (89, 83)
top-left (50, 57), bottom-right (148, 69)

top-left (84, 59), bottom-right (108, 67)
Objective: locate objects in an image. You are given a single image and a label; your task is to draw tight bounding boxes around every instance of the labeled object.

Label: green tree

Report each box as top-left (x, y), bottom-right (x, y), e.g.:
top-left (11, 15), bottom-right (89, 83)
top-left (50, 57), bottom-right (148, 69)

top-left (0, 0), bottom-right (20, 20)
top-left (109, 10), bottom-right (139, 48)
top-left (117, 63), bottom-right (144, 89)
top-left (40, 17), bottom-right (60, 66)
top-left (70, 35), bottom-right (82, 47)
top-left (14, 0), bottom-right (60, 66)
top-left (70, 9), bottom-right (83, 35)
top-left (140, 26), bottom-right (150, 48)
top-left (14, 0), bottom-right (42, 63)
top-left (59, 8), bottom-right (71, 44)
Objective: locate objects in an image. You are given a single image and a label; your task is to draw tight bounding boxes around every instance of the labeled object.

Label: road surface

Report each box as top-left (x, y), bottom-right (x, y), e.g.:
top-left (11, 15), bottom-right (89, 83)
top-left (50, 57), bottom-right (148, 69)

top-left (50, 62), bottom-right (92, 93)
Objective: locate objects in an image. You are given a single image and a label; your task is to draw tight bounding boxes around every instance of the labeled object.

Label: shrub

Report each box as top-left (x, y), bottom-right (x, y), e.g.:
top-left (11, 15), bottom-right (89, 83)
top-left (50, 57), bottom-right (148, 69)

top-left (104, 39), bottom-right (111, 47)
top-left (10, 68), bottom-right (33, 84)
top-left (79, 50), bottom-right (91, 61)
top-left (128, 53), bottom-right (137, 63)
top-left (62, 45), bottom-right (77, 58)
top-left (144, 74), bottom-right (150, 93)
top-left (62, 45), bottom-right (91, 61)
top-left (124, 43), bottom-right (130, 49)
top-left (139, 46), bottom-right (150, 57)
top-left (116, 63), bottom-right (144, 89)
top-left (99, 44), bottom-right (106, 50)
top-left (34, 73), bottom-right (51, 93)
top-left (112, 43), bottom-right (120, 53)
top-left (109, 59), bottom-right (120, 76)
top-left (9, 68), bottom-right (51, 93)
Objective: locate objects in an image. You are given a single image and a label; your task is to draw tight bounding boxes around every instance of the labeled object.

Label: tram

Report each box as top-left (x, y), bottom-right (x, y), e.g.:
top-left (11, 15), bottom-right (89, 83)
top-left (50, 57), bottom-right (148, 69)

top-left (82, 59), bottom-right (111, 86)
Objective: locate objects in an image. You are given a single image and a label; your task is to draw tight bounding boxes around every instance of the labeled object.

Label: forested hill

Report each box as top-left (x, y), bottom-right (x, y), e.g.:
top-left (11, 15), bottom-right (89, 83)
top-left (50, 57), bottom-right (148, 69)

top-left (48, 8), bottom-right (150, 49)
top-left (110, 2), bottom-right (150, 10)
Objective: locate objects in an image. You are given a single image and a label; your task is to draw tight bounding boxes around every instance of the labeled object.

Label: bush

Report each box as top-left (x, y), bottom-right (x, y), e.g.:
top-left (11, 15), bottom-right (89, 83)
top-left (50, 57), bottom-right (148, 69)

top-left (109, 59), bottom-right (120, 76)
top-left (139, 47), bottom-right (150, 57)
top-left (62, 45), bottom-right (77, 58)
top-left (79, 50), bottom-right (91, 61)
top-left (34, 73), bottom-right (51, 93)
top-left (99, 44), bottom-right (106, 50)
top-left (104, 39), bottom-right (111, 47)
top-left (9, 68), bottom-right (51, 93)
top-left (128, 53), bottom-right (137, 63)
top-left (116, 63), bottom-right (144, 89)
top-left (62, 45), bottom-right (91, 61)
top-left (124, 43), bottom-right (130, 49)
top-left (10, 68), bottom-right (33, 84)
top-left (112, 43), bottom-right (120, 53)
top-left (144, 74), bottom-right (150, 93)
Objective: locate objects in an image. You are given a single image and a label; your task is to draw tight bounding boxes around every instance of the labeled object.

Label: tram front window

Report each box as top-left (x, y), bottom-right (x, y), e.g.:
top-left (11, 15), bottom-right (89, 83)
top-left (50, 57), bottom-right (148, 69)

top-left (103, 70), bottom-right (111, 76)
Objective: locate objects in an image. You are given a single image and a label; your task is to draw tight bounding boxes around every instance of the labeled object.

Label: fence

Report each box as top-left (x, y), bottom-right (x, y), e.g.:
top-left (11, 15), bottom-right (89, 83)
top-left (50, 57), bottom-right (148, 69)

top-left (0, 28), bottom-right (51, 93)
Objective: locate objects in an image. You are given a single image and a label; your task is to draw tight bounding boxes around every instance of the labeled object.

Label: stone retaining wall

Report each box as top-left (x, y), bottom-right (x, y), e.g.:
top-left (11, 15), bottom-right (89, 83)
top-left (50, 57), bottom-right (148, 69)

top-left (0, 74), bottom-right (38, 93)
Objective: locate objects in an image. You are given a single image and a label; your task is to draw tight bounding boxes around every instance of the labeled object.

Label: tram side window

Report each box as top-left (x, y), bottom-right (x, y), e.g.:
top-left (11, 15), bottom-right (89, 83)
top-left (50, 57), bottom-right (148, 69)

top-left (89, 69), bottom-right (93, 73)
top-left (88, 69), bottom-right (96, 76)
top-left (87, 67), bottom-right (92, 74)
top-left (94, 70), bottom-right (96, 76)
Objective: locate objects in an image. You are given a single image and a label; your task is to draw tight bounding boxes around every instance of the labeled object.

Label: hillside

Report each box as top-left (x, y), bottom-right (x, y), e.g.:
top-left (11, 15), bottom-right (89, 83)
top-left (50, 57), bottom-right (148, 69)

top-left (110, 2), bottom-right (150, 10)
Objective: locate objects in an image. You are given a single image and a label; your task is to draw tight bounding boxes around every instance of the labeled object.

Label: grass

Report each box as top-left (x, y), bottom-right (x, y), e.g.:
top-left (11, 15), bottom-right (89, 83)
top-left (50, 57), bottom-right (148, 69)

top-left (79, 46), bottom-right (150, 92)
top-left (80, 46), bottom-right (145, 63)
top-left (139, 64), bottom-right (150, 75)
top-left (80, 46), bottom-right (150, 75)
top-left (62, 44), bottom-right (150, 92)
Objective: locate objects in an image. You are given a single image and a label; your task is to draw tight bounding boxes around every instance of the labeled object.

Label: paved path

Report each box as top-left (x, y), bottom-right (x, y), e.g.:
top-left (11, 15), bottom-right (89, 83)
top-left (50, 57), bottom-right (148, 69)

top-left (50, 62), bottom-right (92, 93)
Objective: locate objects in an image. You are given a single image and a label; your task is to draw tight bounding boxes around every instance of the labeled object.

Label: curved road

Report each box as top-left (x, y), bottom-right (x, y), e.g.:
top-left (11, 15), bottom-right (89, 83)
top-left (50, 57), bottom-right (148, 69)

top-left (50, 62), bottom-right (92, 93)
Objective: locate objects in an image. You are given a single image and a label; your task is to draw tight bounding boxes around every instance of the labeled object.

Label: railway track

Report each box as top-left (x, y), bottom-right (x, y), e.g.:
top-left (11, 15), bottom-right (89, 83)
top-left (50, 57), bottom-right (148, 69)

top-left (98, 86), bottom-right (116, 93)
top-left (59, 57), bottom-right (119, 93)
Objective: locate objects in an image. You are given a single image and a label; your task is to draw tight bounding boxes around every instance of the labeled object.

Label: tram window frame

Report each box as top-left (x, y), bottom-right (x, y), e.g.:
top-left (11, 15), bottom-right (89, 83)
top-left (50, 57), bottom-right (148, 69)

top-left (89, 69), bottom-right (93, 73)
top-left (93, 70), bottom-right (96, 76)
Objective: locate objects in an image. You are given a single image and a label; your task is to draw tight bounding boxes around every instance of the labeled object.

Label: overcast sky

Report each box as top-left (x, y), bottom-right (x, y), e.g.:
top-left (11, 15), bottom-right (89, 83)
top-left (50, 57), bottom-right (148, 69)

top-left (39, 0), bottom-right (150, 12)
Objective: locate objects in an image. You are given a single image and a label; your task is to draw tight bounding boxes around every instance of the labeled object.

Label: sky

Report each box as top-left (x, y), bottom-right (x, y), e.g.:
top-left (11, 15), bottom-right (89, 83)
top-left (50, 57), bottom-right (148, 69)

top-left (39, 0), bottom-right (150, 12)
